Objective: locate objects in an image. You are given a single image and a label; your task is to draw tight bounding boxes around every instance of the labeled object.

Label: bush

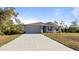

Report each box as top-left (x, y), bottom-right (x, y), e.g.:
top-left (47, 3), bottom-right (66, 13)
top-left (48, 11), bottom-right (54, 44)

top-left (0, 31), bottom-right (4, 35)
top-left (68, 26), bottom-right (79, 33)
top-left (3, 24), bottom-right (24, 35)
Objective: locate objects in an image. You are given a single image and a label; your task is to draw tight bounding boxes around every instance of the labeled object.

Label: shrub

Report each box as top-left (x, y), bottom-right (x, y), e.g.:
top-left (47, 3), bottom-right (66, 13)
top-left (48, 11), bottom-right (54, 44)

top-left (0, 30), bottom-right (4, 35)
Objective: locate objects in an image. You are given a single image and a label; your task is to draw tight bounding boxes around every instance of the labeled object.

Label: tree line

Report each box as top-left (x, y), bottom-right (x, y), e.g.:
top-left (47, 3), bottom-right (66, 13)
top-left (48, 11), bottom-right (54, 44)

top-left (58, 20), bottom-right (79, 33)
top-left (0, 7), bottom-right (24, 35)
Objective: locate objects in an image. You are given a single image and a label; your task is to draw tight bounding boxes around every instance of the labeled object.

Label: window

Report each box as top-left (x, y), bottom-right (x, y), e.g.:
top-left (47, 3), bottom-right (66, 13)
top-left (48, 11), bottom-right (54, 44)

top-left (48, 26), bottom-right (52, 31)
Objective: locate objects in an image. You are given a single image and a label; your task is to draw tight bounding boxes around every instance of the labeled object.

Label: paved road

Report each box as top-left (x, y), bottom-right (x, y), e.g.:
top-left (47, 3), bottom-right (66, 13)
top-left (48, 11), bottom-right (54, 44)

top-left (0, 34), bottom-right (74, 51)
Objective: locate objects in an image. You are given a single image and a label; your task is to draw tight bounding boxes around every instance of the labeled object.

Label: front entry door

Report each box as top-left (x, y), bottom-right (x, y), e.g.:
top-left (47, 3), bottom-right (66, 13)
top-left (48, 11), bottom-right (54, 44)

top-left (43, 26), bottom-right (46, 33)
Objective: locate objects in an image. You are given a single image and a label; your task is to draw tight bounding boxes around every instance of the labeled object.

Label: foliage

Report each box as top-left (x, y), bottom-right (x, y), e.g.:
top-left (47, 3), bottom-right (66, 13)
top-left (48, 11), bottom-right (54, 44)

top-left (0, 7), bottom-right (24, 35)
top-left (68, 20), bottom-right (79, 33)
top-left (58, 20), bottom-right (79, 33)
top-left (59, 21), bottom-right (65, 32)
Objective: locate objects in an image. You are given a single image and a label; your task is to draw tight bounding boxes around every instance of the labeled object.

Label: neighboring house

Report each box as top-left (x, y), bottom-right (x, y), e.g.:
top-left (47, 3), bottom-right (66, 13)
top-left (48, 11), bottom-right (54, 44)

top-left (24, 22), bottom-right (59, 33)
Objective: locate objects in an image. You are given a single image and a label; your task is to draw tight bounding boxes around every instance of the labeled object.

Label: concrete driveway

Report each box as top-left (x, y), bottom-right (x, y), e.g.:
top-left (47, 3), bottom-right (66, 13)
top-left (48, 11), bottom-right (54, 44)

top-left (0, 34), bottom-right (74, 51)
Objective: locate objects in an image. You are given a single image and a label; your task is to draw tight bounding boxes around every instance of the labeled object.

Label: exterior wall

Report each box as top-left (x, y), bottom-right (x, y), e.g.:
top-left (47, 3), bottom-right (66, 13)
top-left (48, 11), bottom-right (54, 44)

top-left (24, 25), bottom-right (41, 33)
top-left (52, 27), bottom-right (56, 33)
top-left (45, 26), bottom-right (57, 33)
top-left (24, 25), bottom-right (58, 33)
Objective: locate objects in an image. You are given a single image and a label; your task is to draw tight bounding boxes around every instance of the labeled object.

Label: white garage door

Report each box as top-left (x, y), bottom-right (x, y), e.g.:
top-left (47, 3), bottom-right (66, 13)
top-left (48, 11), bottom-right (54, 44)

top-left (24, 26), bottom-right (41, 33)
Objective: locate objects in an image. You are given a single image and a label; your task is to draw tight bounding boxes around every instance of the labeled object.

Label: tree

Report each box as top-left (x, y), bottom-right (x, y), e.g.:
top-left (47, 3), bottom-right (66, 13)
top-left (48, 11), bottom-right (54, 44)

top-left (64, 25), bottom-right (69, 32)
top-left (13, 13), bottom-right (24, 34)
top-left (54, 21), bottom-right (58, 25)
top-left (59, 21), bottom-right (65, 32)
top-left (0, 7), bottom-right (24, 35)
top-left (70, 20), bottom-right (78, 27)
top-left (69, 20), bottom-right (79, 33)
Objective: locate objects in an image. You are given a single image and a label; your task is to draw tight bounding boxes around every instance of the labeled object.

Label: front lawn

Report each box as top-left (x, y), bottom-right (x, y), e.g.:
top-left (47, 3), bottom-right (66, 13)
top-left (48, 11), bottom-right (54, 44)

top-left (43, 33), bottom-right (79, 51)
top-left (0, 34), bottom-right (20, 47)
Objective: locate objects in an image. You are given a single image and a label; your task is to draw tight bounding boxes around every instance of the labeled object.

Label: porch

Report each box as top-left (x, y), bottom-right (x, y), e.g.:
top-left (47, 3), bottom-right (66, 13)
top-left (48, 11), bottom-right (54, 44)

top-left (41, 26), bottom-right (57, 33)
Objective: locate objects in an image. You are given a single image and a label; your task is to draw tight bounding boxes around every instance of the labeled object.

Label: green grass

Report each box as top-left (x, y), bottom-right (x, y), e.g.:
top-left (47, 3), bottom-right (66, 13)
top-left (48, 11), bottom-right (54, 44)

top-left (0, 34), bottom-right (20, 47)
top-left (43, 33), bottom-right (79, 51)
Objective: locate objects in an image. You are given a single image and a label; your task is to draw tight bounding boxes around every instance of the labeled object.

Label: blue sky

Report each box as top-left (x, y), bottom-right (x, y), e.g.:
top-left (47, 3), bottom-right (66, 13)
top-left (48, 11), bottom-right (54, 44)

top-left (15, 7), bottom-right (79, 25)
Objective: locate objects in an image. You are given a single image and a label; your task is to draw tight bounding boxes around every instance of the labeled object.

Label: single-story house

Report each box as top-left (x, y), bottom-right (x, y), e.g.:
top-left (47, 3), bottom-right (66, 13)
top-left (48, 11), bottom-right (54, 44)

top-left (24, 22), bottom-right (59, 33)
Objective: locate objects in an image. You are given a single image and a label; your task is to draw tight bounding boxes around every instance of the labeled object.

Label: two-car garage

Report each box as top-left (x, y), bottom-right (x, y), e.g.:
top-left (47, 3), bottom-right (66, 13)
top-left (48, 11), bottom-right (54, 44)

top-left (24, 25), bottom-right (41, 33)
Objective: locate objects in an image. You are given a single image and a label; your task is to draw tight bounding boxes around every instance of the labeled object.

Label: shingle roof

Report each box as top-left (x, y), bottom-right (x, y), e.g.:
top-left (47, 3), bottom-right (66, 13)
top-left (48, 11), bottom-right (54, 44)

top-left (24, 22), bottom-right (58, 27)
top-left (24, 22), bottom-right (44, 26)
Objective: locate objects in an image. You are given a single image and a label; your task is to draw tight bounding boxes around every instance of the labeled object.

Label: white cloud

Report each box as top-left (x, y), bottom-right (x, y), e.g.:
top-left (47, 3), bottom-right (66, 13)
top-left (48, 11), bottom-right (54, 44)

top-left (52, 9), bottom-right (63, 22)
top-left (54, 9), bottom-right (61, 17)
top-left (72, 7), bottom-right (79, 18)
top-left (53, 8), bottom-right (64, 21)
top-left (22, 19), bottom-right (39, 24)
top-left (19, 17), bottom-right (39, 24)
